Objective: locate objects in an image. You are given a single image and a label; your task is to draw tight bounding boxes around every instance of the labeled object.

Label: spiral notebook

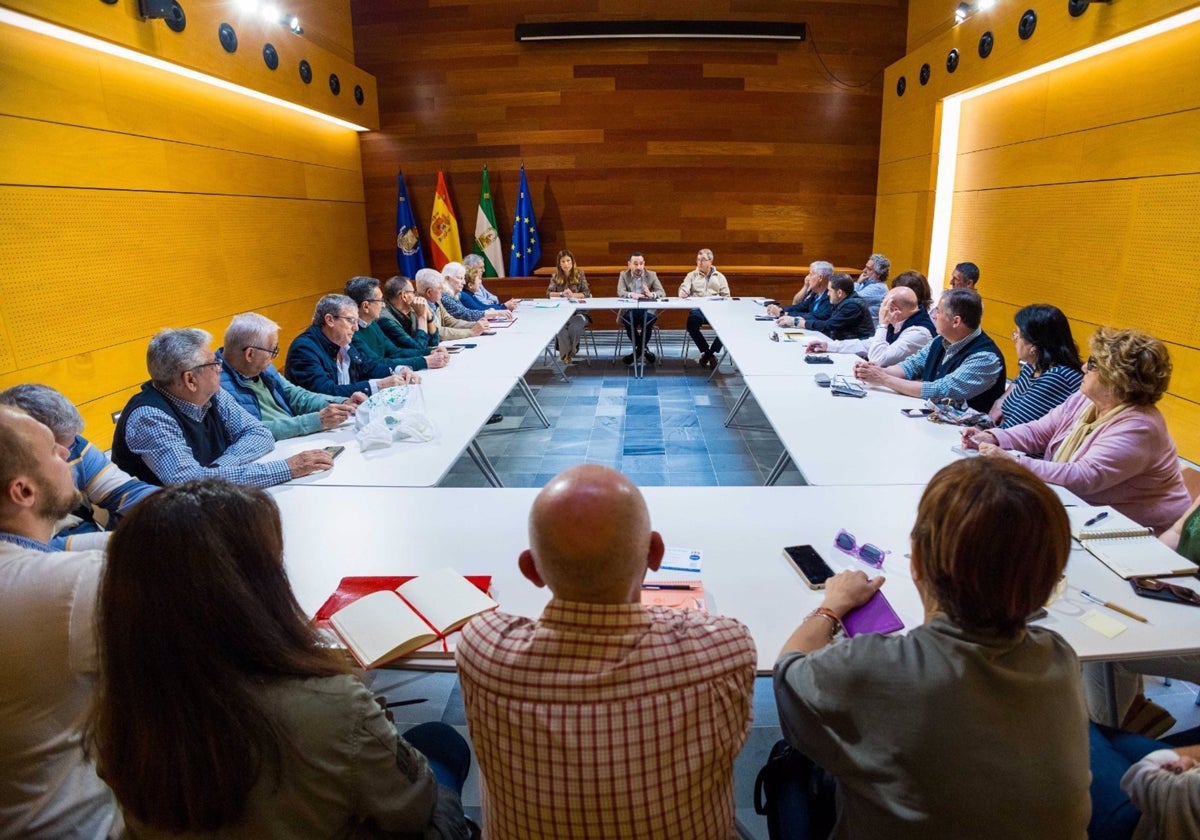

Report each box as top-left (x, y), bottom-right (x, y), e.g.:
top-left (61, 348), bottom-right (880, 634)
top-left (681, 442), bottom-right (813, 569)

top-left (1068, 507), bottom-right (1198, 579)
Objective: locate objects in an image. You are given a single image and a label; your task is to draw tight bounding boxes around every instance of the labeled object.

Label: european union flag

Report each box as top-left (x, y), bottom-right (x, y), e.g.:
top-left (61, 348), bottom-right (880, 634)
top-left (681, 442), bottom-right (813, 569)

top-left (508, 166), bottom-right (541, 277)
top-left (395, 170), bottom-right (426, 278)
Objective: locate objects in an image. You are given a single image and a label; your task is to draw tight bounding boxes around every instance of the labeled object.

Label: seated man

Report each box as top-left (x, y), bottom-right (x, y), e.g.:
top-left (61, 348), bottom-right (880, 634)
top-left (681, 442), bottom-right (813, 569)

top-left (767, 261), bottom-right (834, 322)
top-left (219, 312), bottom-right (364, 440)
top-left (930, 261), bottom-right (980, 319)
top-left (284, 294), bottom-right (419, 399)
top-left (778, 273), bottom-right (874, 340)
top-left (114, 328), bottom-right (332, 487)
top-left (0, 407), bottom-right (117, 838)
top-left (616, 252), bottom-right (666, 365)
top-left (0, 384), bottom-right (156, 551)
top-left (678, 248), bottom-right (730, 369)
top-left (343, 276), bottom-right (448, 372)
top-left (806, 286), bottom-right (934, 366)
top-left (855, 287), bottom-right (1006, 413)
top-left (457, 465), bottom-right (756, 839)
top-left (855, 253), bottom-right (890, 325)
top-left (415, 269), bottom-right (486, 341)
top-left (441, 262), bottom-right (511, 322)
top-left (381, 275), bottom-right (440, 351)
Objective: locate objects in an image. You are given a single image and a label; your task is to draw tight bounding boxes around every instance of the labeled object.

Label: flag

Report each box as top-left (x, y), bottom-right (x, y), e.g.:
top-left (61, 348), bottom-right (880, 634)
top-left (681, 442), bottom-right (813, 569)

top-left (508, 165), bottom-right (541, 277)
top-left (394, 171), bottom-right (425, 277)
top-left (474, 166), bottom-right (505, 278)
top-left (429, 170), bottom-right (462, 270)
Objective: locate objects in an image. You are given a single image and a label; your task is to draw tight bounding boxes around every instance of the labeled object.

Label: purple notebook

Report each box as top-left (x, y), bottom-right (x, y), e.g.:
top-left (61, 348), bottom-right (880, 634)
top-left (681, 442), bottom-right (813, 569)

top-left (842, 589), bottom-right (904, 638)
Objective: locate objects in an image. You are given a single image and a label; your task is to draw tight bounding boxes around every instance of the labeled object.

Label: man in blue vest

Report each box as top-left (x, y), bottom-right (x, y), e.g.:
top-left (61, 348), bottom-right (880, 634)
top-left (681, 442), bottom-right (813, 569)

top-left (113, 328), bottom-right (333, 487)
top-left (219, 313), bottom-right (364, 441)
top-left (853, 288), bottom-right (1005, 413)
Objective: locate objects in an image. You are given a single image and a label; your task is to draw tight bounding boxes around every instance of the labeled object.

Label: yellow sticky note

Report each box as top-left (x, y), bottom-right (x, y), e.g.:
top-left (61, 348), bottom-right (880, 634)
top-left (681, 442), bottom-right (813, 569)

top-left (1080, 609), bottom-right (1126, 638)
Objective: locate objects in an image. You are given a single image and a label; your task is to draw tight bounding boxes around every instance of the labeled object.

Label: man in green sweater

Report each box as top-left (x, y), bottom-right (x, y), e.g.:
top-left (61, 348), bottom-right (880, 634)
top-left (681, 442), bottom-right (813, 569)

top-left (345, 276), bottom-right (449, 372)
top-left (218, 313), bottom-right (364, 440)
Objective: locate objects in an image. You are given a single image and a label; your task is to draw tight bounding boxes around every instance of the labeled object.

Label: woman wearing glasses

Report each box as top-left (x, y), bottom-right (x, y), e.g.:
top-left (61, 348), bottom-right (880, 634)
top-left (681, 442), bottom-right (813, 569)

top-left (91, 481), bottom-right (473, 839)
top-left (770, 458), bottom-right (1090, 838)
top-left (546, 249), bottom-right (591, 365)
top-left (988, 304), bottom-right (1083, 428)
top-left (962, 327), bottom-right (1190, 535)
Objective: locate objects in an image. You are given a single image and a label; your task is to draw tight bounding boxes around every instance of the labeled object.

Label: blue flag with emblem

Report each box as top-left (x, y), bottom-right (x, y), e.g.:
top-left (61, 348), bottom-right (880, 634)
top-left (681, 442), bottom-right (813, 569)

top-left (508, 166), bottom-right (541, 277)
top-left (395, 170), bottom-right (426, 277)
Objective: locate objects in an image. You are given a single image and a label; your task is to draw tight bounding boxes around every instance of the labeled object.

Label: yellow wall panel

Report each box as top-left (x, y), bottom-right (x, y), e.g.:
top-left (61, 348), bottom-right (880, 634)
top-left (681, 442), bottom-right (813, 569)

top-left (957, 76), bottom-right (1050, 154)
top-left (875, 154), bottom-right (936, 196)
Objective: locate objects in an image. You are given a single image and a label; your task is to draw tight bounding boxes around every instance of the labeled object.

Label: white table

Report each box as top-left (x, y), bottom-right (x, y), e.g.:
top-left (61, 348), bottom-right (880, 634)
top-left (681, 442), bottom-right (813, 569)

top-left (273, 485), bottom-right (1200, 675)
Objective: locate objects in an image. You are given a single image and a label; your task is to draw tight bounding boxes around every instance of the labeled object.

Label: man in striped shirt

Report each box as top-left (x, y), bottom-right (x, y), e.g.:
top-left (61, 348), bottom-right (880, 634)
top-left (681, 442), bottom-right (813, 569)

top-left (457, 465), bottom-right (756, 839)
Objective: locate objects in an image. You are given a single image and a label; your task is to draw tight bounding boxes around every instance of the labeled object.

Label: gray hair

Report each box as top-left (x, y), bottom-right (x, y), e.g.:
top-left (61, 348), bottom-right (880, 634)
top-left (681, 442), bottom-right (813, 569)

top-left (147, 328), bottom-right (211, 387)
top-left (810, 261), bottom-right (834, 278)
top-left (462, 253), bottom-right (485, 270)
top-left (869, 253), bottom-right (891, 282)
top-left (312, 294), bottom-right (356, 328)
top-left (415, 268), bottom-right (443, 295)
top-left (697, 248), bottom-right (714, 261)
top-left (343, 275), bottom-right (380, 306)
top-left (384, 275), bottom-right (412, 300)
top-left (224, 313), bottom-right (279, 356)
top-left (0, 383), bottom-right (85, 442)
top-left (442, 261), bottom-right (466, 281)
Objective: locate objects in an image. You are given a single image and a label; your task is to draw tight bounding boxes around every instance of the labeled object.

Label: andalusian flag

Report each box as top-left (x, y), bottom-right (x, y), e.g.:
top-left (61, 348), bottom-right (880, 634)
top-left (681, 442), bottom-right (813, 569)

top-left (474, 166), bottom-right (505, 278)
top-left (508, 165), bottom-right (541, 277)
top-left (429, 170), bottom-right (462, 270)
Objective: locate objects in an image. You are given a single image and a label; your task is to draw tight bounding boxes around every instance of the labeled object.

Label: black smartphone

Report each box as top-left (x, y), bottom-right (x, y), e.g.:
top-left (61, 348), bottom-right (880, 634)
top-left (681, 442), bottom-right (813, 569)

top-left (458, 343), bottom-right (478, 349)
top-left (323, 445), bottom-right (345, 460)
top-left (783, 545), bottom-right (835, 590)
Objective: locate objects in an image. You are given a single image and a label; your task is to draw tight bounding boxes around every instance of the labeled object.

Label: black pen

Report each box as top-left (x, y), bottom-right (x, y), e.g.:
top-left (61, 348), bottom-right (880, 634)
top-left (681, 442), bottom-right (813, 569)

top-left (385, 698), bottom-right (428, 708)
top-left (642, 584), bottom-right (696, 591)
top-left (1083, 511), bottom-right (1109, 528)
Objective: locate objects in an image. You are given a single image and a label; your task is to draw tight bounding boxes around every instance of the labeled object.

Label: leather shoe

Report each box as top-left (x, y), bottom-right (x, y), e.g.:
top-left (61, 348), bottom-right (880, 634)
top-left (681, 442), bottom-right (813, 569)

top-left (644, 351), bottom-right (656, 364)
top-left (698, 351), bottom-right (713, 367)
top-left (704, 353), bottom-right (719, 369)
top-left (622, 353), bottom-right (635, 365)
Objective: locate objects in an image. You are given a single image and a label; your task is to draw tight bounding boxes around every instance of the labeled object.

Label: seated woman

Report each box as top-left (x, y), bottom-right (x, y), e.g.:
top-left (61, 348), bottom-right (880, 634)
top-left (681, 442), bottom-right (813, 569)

top-left (772, 458), bottom-right (1090, 839)
top-left (989, 304), bottom-right (1084, 428)
top-left (460, 253), bottom-right (518, 313)
top-left (1089, 721), bottom-right (1200, 840)
top-left (545, 248), bottom-right (591, 364)
top-left (90, 480), bottom-right (472, 839)
top-left (890, 268), bottom-right (933, 312)
top-left (963, 327), bottom-right (1190, 534)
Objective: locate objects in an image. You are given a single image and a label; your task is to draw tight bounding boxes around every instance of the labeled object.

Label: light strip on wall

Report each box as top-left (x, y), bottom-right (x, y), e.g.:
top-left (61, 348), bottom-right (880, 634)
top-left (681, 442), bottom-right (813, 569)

top-left (0, 7), bottom-right (369, 132)
top-left (927, 5), bottom-right (1200, 288)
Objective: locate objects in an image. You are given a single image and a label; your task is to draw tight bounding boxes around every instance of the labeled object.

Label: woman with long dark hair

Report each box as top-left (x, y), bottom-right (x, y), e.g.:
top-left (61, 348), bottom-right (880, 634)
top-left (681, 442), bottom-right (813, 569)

top-left (546, 248), bottom-right (591, 364)
top-left (91, 480), bottom-right (471, 838)
top-left (990, 303), bottom-right (1084, 427)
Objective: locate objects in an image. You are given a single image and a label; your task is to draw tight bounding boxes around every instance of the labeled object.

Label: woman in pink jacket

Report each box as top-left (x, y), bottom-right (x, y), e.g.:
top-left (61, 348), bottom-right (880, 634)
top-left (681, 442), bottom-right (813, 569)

top-left (962, 327), bottom-right (1190, 534)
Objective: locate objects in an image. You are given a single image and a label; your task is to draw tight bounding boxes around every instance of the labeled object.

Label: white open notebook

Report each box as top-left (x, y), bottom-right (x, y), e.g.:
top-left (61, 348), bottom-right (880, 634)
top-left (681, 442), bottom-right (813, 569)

top-left (328, 568), bottom-right (498, 668)
top-left (1068, 507), bottom-right (1198, 579)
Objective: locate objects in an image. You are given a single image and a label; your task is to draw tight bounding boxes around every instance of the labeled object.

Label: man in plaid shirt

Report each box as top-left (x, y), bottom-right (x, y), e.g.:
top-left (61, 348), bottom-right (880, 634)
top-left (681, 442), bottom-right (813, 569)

top-left (457, 465), bottom-right (756, 839)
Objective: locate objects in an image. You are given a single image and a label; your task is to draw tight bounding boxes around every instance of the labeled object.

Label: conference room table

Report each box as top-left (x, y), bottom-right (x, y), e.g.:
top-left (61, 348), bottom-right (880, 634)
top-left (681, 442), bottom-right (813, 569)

top-left (272, 484), bottom-right (1200, 685)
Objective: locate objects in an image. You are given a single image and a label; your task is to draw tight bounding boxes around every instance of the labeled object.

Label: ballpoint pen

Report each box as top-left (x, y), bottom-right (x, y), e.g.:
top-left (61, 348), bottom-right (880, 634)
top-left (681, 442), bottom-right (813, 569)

top-left (641, 584), bottom-right (697, 591)
top-left (1080, 590), bottom-right (1147, 623)
top-left (1083, 511), bottom-right (1110, 528)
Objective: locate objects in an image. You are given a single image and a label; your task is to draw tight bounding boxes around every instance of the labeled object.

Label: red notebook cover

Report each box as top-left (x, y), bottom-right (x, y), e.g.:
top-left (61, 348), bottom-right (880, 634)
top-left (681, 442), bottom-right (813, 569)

top-left (314, 575), bottom-right (493, 629)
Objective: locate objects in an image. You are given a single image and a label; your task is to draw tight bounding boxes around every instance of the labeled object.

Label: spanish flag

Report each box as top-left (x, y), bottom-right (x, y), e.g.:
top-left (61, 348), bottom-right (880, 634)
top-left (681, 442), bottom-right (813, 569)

top-left (429, 171), bottom-right (462, 270)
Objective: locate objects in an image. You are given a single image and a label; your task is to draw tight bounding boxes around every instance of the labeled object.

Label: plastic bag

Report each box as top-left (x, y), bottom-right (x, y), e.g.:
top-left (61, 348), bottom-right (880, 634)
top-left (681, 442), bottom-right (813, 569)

top-left (353, 385), bottom-right (437, 451)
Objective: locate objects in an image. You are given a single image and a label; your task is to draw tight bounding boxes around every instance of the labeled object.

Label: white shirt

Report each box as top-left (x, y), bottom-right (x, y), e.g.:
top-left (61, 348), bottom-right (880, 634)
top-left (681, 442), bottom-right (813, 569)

top-left (826, 322), bottom-right (934, 367)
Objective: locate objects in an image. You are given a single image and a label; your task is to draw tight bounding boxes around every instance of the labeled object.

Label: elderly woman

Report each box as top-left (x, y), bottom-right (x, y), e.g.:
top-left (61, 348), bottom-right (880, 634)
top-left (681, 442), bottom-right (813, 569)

top-left (91, 480), bottom-right (473, 839)
top-left (546, 248), bottom-right (591, 364)
top-left (963, 327), bottom-right (1190, 534)
top-left (460, 253), bottom-right (519, 313)
top-left (989, 304), bottom-right (1084, 428)
top-left (771, 458), bottom-right (1090, 838)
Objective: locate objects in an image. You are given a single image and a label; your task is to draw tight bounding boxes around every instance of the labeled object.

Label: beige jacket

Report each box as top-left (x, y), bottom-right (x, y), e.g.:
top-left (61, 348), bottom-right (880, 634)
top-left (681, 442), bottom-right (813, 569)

top-left (679, 269), bottom-right (730, 299)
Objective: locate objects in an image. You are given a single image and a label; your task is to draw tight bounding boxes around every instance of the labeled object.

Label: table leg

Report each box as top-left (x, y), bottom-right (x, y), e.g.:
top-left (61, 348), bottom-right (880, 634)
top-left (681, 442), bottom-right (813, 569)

top-left (516, 377), bottom-right (551, 428)
top-left (706, 348), bottom-right (730, 382)
top-left (466, 440), bottom-right (504, 487)
top-left (724, 385), bottom-right (751, 426)
top-left (1100, 661), bottom-right (1120, 727)
top-left (764, 451), bottom-right (792, 486)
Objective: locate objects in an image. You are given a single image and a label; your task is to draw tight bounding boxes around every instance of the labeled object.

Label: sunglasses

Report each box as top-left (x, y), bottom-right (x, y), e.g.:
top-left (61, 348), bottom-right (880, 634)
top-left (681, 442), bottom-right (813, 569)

top-left (1130, 577), bottom-right (1200, 606)
top-left (834, 529), bottom-right (889, 569)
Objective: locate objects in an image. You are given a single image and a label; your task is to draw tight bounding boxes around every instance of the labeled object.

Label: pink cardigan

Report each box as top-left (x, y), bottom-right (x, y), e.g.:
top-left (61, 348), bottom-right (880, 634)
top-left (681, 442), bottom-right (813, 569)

top-left (991, 392), bottom-right (1191, 534)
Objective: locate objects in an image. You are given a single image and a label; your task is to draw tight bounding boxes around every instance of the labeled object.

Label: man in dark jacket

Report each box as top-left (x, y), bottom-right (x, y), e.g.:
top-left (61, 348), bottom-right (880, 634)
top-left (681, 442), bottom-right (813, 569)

top-left (785, 274), bottom-right (874, 340)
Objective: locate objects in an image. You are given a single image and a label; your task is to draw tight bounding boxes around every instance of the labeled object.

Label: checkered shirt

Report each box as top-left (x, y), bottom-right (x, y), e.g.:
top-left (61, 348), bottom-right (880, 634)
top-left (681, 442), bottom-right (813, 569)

top-left (456, 598), bottom-right (756, 839)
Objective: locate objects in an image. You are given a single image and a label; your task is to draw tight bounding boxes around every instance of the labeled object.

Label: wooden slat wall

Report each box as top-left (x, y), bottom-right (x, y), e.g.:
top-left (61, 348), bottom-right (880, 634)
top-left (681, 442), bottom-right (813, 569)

top-left (351, 0), bottom-right (909, 287)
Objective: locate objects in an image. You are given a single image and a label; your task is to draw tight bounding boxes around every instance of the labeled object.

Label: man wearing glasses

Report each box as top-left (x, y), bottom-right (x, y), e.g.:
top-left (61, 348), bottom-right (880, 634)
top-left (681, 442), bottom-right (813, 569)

top-left (284, 294), bottom-right (418, 399)
top-left (113, 328), bottom-right (333, 487)
top-left (219, 312), bottom-right (364, 441)
top-left (380, 275), bottom-right (440, 351)
top-left (343, 276), bottom-right (449, 372)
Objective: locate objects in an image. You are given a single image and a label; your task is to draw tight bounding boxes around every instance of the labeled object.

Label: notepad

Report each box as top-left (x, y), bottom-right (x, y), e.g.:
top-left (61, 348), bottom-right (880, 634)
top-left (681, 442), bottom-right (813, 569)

top-left (641, 580), bottom-right (708, 612)
top-left (327, 569), bottom-right (498, 668)
top-left (486, 315), bottom-right (518, 328)
top-left (1067, 507), bottom-right (1198, 579)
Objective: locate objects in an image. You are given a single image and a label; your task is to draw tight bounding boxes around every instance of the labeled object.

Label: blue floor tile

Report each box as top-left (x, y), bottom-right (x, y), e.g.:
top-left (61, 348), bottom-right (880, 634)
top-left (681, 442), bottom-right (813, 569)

top-left (622, 472), bottom-right (668, 487)
top-left (668, 470), bottom-right (718, 485)
top-left (622, 442), bottom-right (666, 456)
top-left (621, 454), bottom-right (667, 472)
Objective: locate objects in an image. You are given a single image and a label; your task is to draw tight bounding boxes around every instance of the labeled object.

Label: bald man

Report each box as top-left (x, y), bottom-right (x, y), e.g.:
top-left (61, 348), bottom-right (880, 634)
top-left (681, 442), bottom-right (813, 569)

top-left (456, 465), bottom-right (755, 840)
top-left (805, 286), bottom-right (935, 367)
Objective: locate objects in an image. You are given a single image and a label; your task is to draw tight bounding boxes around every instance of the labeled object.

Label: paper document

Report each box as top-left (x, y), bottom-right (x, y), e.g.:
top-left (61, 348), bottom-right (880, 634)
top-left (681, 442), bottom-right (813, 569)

top-left (661, 546), bottom-right (703, 573)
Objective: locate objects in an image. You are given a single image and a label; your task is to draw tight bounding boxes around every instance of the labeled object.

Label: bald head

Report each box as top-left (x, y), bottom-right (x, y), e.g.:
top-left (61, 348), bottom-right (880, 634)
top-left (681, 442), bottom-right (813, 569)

top-left (879, 286), bottom-right (919, 327)
top-left (522, 465), bottom-right (663, 603)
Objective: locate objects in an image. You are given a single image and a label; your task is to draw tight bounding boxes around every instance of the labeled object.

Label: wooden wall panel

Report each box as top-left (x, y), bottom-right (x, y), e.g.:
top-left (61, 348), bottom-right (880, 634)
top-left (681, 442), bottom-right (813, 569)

top-left (351, 0), bottom-right (908, 282)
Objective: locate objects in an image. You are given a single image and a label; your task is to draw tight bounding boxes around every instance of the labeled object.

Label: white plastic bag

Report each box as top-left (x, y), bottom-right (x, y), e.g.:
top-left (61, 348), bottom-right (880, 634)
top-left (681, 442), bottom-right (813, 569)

top-left (353, 385), bottom-right (437, 451)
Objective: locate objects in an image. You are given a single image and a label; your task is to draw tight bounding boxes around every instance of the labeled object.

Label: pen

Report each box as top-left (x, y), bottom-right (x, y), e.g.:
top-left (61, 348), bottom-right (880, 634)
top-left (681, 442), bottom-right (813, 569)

top-left (1083, 511), bottom-right (1110, 528)
top-left (642, 584), bottom-right (696, 591)
top-left (1080, 590), bottom-right (1148, 623)
top-left (385, 698), bottom-right (428, 708)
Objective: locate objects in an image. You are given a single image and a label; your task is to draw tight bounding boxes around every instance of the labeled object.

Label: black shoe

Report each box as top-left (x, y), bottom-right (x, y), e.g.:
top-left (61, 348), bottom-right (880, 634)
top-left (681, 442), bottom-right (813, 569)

top-left (622, 353), bottom-right (635, 365)
top-left (699, 351), bottom-right (713, 367)
top-left (644, 351), bottom-right (656, 364)
top-left (487, 413), bottom-right (503, 424)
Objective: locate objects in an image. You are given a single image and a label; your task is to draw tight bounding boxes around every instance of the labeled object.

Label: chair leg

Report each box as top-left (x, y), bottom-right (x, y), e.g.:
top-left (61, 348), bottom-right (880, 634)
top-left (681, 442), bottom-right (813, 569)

top-left (611, 327), bottom-right (624, 365)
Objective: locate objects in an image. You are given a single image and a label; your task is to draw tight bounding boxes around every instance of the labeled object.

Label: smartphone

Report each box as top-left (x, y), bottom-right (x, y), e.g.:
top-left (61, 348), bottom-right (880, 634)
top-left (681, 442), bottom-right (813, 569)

top-left (901, 407), bottom-right (933, 417)
top-left (323, 445), bottom-right (345, 460)
top-left (783, 545), bottom-right (835, 590)
top-left (445, 345), bottom-right (464, 354)
top-left (458, 343), bottom-right (477, 349)
top-left (482, 330), bottom-right (497, 336)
